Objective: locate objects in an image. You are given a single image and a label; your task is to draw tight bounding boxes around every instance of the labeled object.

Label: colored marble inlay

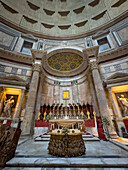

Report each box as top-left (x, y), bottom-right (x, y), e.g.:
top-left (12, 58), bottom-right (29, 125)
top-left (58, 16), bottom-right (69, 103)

top-left (48, 52), bottom-right (83, 71)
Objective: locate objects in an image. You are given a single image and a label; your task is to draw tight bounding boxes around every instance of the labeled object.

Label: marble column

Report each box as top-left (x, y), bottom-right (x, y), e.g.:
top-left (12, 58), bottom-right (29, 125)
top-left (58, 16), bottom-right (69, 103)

top-left (76, 81), bottom-right (80, 104)
top-left (54, 81), bottom-right (59, 104)
top-left (13, 89), bottom-right (25, 118)
top-left (71, 81), bottom-right (75, 104)
top-left (35, 77), bottom-right (43, 120)
top-left (90, 61), bottom-right (117, 138)
top-left (72, 81), bottom-right (78, 104)
top-left (88, 74), bottom-right (100, 116)
top-left (108, 87), bottom-right (125, 136)
top-left (21, 63), bottom-right (41, 136)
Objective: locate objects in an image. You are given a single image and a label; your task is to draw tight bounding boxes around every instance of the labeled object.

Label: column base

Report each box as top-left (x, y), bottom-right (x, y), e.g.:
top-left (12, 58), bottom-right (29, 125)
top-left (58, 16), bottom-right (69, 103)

top-left (20, 133), bottom-right (31, 139)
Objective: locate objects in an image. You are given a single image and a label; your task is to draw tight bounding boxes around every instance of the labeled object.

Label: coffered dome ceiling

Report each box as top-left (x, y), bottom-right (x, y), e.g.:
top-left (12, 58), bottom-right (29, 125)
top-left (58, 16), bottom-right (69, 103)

top-left (48, 52), bottom-right (83, 71)
top-left (0, 0), bottom-right (128, 39)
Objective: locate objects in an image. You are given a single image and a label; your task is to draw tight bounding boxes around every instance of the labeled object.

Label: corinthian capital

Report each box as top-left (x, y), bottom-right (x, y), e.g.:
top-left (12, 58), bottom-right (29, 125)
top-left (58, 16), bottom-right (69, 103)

top-left (32, 63), bottom-right (41, 72)
top-left (90, 61), bottom-right (99, 70)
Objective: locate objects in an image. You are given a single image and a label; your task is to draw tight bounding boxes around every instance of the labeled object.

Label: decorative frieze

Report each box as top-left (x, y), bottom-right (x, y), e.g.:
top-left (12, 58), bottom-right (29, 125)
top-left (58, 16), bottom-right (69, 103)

top-left (104, 66), bottom-right (111, 73)
top-left (11, 67), bottom-right (18, 74)
top-left (21, 69), bottom-right (27, 76)
top-left (0, 64), bottom-right (5, 72)
top-left (113, 64), bottom-right (122, 71)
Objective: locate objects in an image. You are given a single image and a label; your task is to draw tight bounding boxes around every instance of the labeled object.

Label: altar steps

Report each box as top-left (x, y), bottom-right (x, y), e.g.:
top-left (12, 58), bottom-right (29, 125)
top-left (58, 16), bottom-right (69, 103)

top-left (4, 156), bottom-right (128, 169)
top-left (34, 134), bottom-right (100, 142)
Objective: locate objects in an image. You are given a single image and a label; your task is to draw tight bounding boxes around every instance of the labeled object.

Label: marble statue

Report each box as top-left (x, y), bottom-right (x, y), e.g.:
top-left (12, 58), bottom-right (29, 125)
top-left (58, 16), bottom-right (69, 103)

top-left (118, 95), bottom-right (128, 116)
top-left (2, 96), bottom-right (14, 118)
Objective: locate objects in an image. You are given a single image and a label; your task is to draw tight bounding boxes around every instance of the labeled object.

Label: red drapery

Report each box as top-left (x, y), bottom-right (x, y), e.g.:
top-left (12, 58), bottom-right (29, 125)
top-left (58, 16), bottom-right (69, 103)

top-left (96, 117), bottom-right (106, 140)
top-left (35, 119), bottom-right (95, 127)
top-left (85, 119), bottom-right (95, 127)
top-left (0, 120), bottom-right (11, 126)
top-left (35, 120), bottom-right (49, 127)
top-left (123, 119), bottom-right (128, 133)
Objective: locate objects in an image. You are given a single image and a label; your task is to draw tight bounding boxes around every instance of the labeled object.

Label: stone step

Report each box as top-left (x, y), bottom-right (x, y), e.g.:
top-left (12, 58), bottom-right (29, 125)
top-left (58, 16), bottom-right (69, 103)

top-left (41, 135), bottom-right (50, 138)
top-left (34, 133), bottom-right (100, 142)
top-left (38, 134), bottom-right (94, 138)
top-left (5, 157), bottom-right (128, 168)
top-left (34, 137), bottom-right (50, 142)
top-left (34, 136), bottom-right (100, 142)
top-left (82, 134), bottom-right (93, 138)
top-left (83, 137), bottom-right (100, 141)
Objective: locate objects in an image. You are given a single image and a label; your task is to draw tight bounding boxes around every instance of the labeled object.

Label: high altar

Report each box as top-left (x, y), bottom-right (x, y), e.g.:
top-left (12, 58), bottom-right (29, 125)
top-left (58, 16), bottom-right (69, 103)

top-left (47, 92), bottom-right (86, 157)
top-left (48, 119), bottom-right (86, 157)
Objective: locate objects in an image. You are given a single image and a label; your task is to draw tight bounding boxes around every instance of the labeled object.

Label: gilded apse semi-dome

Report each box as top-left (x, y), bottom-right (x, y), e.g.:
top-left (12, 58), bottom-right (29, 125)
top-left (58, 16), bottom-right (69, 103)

top-left (0, 0), bottom-right (128, 39)
top-left (48, 52), bottom-right (83, 71)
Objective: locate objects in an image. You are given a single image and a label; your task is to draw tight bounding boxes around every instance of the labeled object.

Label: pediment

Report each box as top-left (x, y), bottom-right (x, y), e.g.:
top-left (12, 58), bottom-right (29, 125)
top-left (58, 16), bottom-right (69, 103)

top-left (0, 75), bottom-right (26, 82)
top-left (106, 72), bottom-right (128, 80)
top-left (92, 29), bottom-right (110, 39)
top-left (0, 75), bottom-right (28, 87)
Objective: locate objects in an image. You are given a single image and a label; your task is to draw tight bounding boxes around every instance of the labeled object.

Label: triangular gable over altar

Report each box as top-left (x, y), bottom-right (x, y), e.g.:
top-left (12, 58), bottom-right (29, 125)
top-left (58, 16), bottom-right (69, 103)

top-left (0, 75), bottom-right (28, 88)
top-left (104, 72), bottom-right (128, 87)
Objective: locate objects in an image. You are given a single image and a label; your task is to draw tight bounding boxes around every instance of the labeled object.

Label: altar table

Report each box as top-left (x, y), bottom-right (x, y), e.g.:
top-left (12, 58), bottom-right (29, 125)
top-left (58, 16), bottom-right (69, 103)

top-left (48, 119), bottom-right (86, 157)
top-left (48, 133), bottom-right (85, 157)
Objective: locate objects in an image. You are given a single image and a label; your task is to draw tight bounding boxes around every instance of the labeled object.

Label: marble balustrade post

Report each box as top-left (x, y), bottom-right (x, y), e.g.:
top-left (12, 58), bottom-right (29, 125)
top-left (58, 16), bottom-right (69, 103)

top-left (21, 63), bottom-right (41, 136)
top-left (90, 61), bottom-right (117, 138)
top-left (13, 89), bottom-right (25, 118)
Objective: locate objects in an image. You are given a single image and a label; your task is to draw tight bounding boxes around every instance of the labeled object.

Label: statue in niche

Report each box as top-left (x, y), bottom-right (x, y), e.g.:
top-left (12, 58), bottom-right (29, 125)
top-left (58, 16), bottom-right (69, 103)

top-left (2, 96), bottom-right (14, 118)
top-left (118, 95), bottom-right (128, 116)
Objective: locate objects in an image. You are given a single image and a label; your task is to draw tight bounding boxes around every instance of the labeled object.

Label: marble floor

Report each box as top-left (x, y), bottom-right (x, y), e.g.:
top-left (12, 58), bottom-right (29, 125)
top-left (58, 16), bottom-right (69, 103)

top-left (15, 139), bottom-right (128, 157)
top-left (3, 168), bottom-right (128, 170)
top-left (113, 137), bottom-right (128, 146)
top-left (3, 138), bottom-right (128, 169)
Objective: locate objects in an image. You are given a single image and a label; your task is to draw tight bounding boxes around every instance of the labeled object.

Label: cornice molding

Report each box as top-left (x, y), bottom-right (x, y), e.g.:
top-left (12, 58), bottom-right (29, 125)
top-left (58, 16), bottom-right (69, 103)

top-left (83, 46), bottom-right (99, 59)
top-left (0, 48), bottom-right (33, 65)
top-left (31, 49), bottom-right (43, 60)
top-left (98, 44), bottom-right (128, 64)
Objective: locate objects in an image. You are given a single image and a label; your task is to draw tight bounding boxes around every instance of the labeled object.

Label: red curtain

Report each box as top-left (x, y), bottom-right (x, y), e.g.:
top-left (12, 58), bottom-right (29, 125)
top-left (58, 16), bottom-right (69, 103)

top-left (96, 117), bottom-right (106, 140)
top-left (85, 119), bottom-right (95, 127)
top-left (35, 120), bottom-right (49, 127)
top-left (123, 119), bottom-right (128, 133)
